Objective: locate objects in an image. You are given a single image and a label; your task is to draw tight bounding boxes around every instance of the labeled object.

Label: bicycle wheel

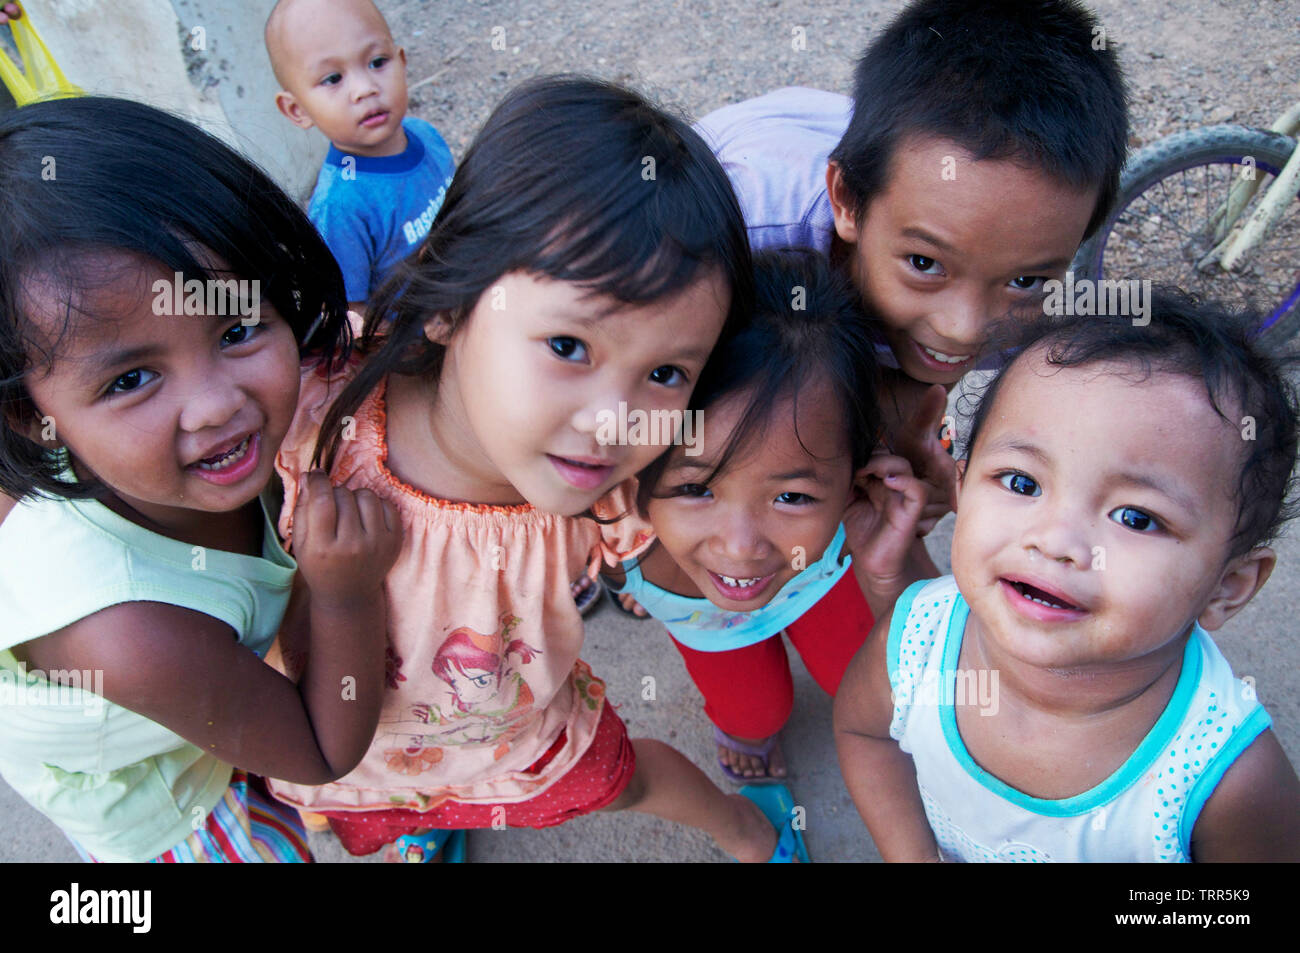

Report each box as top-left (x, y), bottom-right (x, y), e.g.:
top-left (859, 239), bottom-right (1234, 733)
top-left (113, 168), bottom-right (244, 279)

top-left (1073, 125), bottom-right (1300, 341)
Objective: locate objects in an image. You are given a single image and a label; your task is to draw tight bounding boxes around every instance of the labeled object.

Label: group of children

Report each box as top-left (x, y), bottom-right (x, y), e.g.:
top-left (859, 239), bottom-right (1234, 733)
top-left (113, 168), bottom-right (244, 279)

top-left (0, 0), bottom-right (1295, 864)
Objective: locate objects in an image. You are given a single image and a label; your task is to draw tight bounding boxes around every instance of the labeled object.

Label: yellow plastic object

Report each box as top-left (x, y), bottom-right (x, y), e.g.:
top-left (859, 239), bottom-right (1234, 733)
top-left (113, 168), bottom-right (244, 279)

top-left (0, 4), bottom-right (82, 106)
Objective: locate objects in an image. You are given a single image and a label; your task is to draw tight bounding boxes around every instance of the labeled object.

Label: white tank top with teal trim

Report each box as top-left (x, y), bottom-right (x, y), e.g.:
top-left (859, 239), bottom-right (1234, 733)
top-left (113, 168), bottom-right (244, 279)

top-left (613, 524), bottom-right (851, 652)
top-left (888, 576), bottom-right (1270, 863)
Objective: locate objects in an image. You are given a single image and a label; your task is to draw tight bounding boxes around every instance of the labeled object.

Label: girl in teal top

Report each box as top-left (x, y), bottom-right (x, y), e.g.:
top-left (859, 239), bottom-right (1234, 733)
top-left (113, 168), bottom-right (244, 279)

top-left (604, 250), bottom-right (936, 783)
top-left (0, 97), bottom-right (401, 861)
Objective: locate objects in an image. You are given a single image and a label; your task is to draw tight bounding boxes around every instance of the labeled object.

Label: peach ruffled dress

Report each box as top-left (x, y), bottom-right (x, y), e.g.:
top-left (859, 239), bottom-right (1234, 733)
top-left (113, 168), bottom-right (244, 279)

top-left (268, 360), bottom-right (651, 813)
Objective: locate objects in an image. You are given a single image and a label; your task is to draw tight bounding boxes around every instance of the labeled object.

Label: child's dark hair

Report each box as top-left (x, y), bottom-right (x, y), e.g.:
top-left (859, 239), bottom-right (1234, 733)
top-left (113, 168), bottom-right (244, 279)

top-left (315, 75), bottom-right (755, 470)
top-left (961, 290), bottom-right (1300, 557)
top-left (638, 248), bottom-right (883, 511)
top-left (0, 96), bottom-right (350, 501)
top-left (830, 0), bottom-right (1128, 240)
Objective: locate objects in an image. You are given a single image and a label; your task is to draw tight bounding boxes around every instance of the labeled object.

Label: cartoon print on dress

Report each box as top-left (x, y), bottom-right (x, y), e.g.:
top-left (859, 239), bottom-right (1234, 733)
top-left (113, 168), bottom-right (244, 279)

top-left (380, 611), bottom-right (542, 773)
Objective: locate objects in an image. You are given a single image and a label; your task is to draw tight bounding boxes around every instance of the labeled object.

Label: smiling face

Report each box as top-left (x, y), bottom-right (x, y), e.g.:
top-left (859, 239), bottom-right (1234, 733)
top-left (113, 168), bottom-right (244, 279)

top-left (951, 349), bottom-right (1255, 676)
top-left (646, 380), bottom-right (854, 609)
top-left (270, 0), bottom-right (409, 157)
top-left (21, 252), bottom-right (301, 534)
top-left (423, 268), bottom-right (730, 516)
top-left (829, 135), bottom-right (1098, 386)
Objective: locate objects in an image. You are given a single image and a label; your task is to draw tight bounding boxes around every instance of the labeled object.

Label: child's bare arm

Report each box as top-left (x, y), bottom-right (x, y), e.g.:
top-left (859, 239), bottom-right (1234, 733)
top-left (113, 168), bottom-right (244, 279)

top-left (19, 475), bottom-right (400, 785)
top-left (833, 612), bottom-right (943, 861)
top-left (1190, 729), bottom-right (1300, 861)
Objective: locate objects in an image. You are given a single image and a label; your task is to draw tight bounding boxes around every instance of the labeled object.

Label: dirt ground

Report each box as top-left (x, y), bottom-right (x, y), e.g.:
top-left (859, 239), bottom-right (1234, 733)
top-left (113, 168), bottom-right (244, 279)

top-left (386, 0), bottom-right (1299, 156)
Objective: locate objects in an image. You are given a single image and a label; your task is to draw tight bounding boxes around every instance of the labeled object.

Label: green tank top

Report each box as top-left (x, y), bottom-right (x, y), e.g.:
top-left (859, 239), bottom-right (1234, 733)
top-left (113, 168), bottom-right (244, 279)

top-left (0, 490), bottom-right (294, 861)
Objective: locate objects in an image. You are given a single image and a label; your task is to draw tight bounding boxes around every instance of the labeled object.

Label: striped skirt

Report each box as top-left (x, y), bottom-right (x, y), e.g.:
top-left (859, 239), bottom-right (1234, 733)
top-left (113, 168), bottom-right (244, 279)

top-left (76, 771), bottom-right (313, 863)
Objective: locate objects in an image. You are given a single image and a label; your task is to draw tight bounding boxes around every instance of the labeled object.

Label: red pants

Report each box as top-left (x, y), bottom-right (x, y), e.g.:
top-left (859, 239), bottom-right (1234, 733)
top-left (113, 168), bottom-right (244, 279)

top-left (670, 569), bottom-right (874, 739)
top-left (320, 700), bottom-right (635, 856)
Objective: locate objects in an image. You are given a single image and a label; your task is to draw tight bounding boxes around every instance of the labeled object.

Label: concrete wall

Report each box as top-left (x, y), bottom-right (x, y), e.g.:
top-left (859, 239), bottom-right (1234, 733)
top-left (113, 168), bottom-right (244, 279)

top-left (1, 0), bottom-right (324, 202)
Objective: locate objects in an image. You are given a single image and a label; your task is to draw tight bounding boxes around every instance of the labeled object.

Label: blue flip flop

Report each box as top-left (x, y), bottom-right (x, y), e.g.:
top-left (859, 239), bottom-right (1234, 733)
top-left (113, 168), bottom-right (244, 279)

top-left (738, 783), bottom-right (811, 863)
top-left (393, 828), bottom-right (467, 863)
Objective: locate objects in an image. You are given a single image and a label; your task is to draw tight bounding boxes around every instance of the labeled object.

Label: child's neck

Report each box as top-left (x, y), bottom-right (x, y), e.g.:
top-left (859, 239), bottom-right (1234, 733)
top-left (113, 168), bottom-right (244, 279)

top-left (385, 371), bottom-right (526, 506)
top-left (954, 611), bottom-right (1190, 799)
top-left (99, 490), bottom-right (264, 557)
top-left (961, 611), bottom-right (1191, 719)
top-left (336, 123), bottom-right (408, 160)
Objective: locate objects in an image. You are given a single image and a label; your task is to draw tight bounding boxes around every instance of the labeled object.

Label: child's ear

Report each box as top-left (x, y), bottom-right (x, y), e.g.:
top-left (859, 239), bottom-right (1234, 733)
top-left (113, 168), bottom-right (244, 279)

top-left (952, 456), bottom-right (968, 498)
top-left (422, 313), bottom-right (454, 346)
top-left (1198, 547), bottom-right (1275, 631)
top-left (275, 90), bottom-right (315, 131)
top-left (826, 161), bottom-right (861, 244)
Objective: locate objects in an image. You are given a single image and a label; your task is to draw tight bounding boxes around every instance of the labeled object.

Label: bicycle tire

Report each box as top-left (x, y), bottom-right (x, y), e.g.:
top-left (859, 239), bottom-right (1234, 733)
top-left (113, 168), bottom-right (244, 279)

top-left (1073, 124), bottom-right (1300, 342)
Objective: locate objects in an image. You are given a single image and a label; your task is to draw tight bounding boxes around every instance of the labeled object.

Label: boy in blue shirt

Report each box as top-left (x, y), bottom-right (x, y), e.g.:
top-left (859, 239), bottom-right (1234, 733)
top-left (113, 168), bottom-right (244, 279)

top-left (266, 0), bottom-right (455, 309)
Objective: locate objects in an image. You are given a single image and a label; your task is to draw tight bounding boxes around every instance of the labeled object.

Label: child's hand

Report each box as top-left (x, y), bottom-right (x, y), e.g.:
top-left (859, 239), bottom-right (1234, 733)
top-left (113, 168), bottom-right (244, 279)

top-left (843, 453), bottom-right (927, 608)
top-left (0, 4), bottom-right (20, 25)
top-left (890, 383), bottom-right (959, 535)
top-left (292, 471), bottom-right (402, 607)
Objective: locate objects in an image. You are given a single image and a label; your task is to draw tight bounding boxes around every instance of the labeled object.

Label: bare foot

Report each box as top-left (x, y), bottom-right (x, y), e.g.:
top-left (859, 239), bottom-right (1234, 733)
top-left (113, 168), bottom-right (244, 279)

top-left (0, 4), bottom-right (20, 25)
top-left (717, 731), bottom-right (786, 780)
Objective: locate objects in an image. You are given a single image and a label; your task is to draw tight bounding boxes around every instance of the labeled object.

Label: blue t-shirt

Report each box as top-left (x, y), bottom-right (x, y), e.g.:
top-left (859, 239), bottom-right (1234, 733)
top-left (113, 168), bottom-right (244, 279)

top-left (308, 116), bottom-right (456, 302)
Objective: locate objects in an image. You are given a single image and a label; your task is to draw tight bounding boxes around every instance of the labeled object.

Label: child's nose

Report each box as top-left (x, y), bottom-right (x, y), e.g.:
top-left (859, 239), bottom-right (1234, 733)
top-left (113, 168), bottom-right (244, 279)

top-left (351, 75), bottom-right (380, 101)
top-left (568, 392), bottom-right (621, 441)
top-left (1021, 502), bottom-right (1094, 568)
top-left (178, 377), bottom-right (248, 434)
top-left (930, 290), bottom-right (987, 349)
top-left (707, 509), bottom-right (774, 563)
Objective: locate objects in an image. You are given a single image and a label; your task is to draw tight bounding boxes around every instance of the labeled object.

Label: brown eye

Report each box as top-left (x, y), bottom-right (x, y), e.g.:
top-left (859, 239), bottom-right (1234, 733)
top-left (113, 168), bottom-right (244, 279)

top-left (1111, 506), bottom-right (1157, 533)
top-left (107, 368), bottom-right (156, 395)
top-left (548, 337), bottom-right (586, 361)
top-left (650, 365), bottom-right (685, 386)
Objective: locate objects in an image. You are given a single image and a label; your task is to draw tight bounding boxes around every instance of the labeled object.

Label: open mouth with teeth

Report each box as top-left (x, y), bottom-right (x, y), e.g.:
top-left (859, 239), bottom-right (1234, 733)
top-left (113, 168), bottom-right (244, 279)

top-left (920, 343), bottom-right (973, 365)
top-left (187, 432), bottom-right (261, 486)
top-left (707, 570), bottom-right (777, 603)
top-left (194, 436), bottom-right (251, 471)
top-left (1001, 578), bottom-right (1085, 619)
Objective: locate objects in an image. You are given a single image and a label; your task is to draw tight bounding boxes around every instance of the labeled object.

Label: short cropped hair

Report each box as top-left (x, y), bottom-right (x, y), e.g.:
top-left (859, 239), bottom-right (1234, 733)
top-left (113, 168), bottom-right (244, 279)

top-left (830, 0), bottom-right (1128, 240)
top-left (961, 291), bottom-right (1300, 557)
